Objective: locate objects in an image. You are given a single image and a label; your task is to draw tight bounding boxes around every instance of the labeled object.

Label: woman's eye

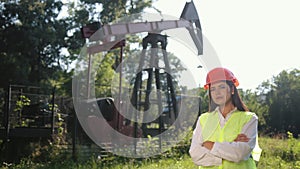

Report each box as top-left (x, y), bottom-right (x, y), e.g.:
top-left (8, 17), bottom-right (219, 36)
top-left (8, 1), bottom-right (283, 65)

top-left (220, 86), bottom-right (226, 89)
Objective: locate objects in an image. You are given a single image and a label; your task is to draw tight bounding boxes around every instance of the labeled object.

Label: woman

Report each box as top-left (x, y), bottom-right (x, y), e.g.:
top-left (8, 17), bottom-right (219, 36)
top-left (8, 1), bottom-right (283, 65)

top-left (189, 67), bottom-right (261, 169)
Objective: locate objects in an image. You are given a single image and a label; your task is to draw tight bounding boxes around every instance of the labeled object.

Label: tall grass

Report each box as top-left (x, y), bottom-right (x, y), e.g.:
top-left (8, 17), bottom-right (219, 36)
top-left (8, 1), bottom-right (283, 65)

top-left (1, 135), bottom-right (299, 169)
top-left (257, 132), bottom-right (300, 169)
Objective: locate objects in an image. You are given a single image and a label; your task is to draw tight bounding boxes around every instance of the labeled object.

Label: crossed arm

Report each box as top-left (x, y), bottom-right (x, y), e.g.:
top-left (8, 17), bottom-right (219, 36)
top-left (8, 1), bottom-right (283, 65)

top-left (189, 116), bottom-right (258, 166)
top-left (203, 133), bottom-right (250, 150)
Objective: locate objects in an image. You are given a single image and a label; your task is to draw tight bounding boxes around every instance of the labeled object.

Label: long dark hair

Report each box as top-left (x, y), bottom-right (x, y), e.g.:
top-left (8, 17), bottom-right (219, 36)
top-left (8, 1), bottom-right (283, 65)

top-left (208, 80), bottom-right (249, 112)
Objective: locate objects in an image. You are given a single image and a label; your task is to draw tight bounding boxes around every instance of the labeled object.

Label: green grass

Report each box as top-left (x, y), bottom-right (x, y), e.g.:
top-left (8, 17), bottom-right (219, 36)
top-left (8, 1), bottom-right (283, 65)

top-left (256, 134), bottom-right (300, 169)
top-left (1, 136), bottom-right (299, 169)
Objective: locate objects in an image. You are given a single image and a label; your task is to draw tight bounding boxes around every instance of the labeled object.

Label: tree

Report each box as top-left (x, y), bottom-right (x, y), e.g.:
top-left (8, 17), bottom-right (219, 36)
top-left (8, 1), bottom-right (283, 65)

top-left (240, 69), bottom-right (300, 136)
top-left (0, 0), bottom-right (76, 93)
top-left (239, 89), bottom-right (269, 132)
top-left (0, 0), bottom-right (154, 95)
top-left (266, 69), bottom-right (300, 136)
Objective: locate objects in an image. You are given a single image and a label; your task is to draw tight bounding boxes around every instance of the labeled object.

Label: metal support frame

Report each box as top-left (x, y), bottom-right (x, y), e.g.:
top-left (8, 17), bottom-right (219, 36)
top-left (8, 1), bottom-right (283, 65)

top-left (130, 33), bottom-right (179, 152)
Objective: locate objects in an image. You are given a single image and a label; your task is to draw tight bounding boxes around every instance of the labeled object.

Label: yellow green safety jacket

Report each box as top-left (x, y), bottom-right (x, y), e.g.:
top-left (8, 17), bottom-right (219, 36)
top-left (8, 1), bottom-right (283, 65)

top-left (199, 111), bottom-right (262, 169)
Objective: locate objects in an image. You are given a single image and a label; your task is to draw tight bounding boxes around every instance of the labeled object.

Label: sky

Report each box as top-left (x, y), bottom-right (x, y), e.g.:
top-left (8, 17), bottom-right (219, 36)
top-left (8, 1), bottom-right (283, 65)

top-left (144, 0), bottom-right (300, 90)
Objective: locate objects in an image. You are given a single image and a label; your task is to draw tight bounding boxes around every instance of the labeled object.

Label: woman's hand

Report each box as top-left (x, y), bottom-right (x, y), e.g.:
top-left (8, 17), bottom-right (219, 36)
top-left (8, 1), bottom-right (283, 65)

top-left (202, 141), bottom-right (215, 150)
top-left (234, 134), bottom-right (249, 142)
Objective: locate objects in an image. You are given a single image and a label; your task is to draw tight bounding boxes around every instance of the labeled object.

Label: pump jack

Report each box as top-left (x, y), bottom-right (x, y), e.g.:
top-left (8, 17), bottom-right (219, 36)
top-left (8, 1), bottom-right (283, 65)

top-left (80, 0), bottom-right (203, 143)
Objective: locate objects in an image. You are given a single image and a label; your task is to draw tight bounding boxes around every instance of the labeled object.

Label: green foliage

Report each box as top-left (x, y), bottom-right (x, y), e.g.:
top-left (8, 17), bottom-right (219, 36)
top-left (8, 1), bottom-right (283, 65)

top-left (94, 52), bottom-right (115, 97)
top-left (257, 134), bottom-right (300, 169)
top-left (285, 131), bottom-right (300, 162)
top-left (13, 95), bottom-right (31, 127)
top-left (0, 0), bottom-right (72, 89)
top-left (1, 136), bottom-right (299, 169)
top-left (0, 0), bottom-right (153, 96)
top-left (259, 69), bottom-right (300, 136)
top-left (238, 68), bottom-right (300, 136)
top-left (14, 95), bottom-right (31, 112)
top-left (199, 88), bottom-right (209, 113)
top-left (185, 87), bottom-right (208, 114)
top-left (239, 89), bottom-right (269, 130)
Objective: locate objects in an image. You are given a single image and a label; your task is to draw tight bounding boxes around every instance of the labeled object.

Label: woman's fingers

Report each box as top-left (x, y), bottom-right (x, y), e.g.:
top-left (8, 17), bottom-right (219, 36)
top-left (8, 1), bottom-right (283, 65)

top-left (234, 134), bottom-right (249, 142)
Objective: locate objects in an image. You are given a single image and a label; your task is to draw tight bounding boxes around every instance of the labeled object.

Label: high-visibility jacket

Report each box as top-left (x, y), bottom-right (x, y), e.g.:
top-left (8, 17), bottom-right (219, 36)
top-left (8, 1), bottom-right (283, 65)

top-left (199, 111), bottom-right (261, 169)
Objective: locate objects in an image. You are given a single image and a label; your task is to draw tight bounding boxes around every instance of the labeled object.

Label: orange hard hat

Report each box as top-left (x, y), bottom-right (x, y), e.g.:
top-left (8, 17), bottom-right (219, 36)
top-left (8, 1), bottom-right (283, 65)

top-left (204, 67), bottom-right (239, 90)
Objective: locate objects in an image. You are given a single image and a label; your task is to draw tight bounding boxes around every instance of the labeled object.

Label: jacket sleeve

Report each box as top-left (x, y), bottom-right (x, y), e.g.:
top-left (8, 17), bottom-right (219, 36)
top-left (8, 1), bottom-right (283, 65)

top-left (189, 117), bottom-right (222, 166)
top-left (209, 115), bottom-right (258, 163)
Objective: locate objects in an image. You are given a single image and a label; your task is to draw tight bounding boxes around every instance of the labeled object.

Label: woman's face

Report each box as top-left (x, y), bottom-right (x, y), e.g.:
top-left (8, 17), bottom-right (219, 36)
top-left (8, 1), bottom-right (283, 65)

top-left (210, 81), bottom-right (232, 106)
